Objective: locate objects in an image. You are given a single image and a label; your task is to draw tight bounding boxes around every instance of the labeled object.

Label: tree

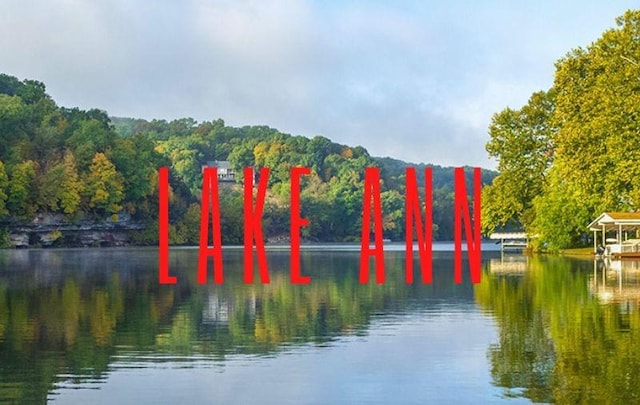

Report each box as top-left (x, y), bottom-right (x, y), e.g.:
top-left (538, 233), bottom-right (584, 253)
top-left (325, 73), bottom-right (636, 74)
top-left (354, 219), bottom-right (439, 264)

top-left (0, 95), bottom-right (27, 160)
top-left (530, 171), bottom-right (592, 251)
top-left (38, 162), bottom-right (66, 212)
top-left (60, 151), bottom-right (83, 215)
top-left (380, 189), bottom-right (404, 240)
top-left (306, 136), bottom-right (333, 176)
top-left (109, 135), bottom-right (163, 205)
top-left (482, 90), bottom-right (556, 234)
top-left (0, 161), bottom-right (8, 218)
top-left (66, 117), bottom-right (117, 170)
top-left (7, 160), bottom-right (37, 219)
top-left (228, 141), bottom-right (257, 181)
top-left (83, 153), bottom-right (124, 216)
top-left (36, 150), bottom-right (82, 214)
top-left (531, 10), bottom-right (640, 248)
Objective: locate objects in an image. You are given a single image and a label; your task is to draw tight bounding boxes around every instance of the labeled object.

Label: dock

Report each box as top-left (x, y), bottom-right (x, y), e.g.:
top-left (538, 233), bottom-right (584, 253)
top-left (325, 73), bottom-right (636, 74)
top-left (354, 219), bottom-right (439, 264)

top-left (489, 232), bottom-right (530, 253)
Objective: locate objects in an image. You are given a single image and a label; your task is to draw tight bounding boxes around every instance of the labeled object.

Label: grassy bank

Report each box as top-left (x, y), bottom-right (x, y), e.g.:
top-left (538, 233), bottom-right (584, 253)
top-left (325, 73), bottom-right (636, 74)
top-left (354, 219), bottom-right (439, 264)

top-left (559, 247), bottom-right (594, 257)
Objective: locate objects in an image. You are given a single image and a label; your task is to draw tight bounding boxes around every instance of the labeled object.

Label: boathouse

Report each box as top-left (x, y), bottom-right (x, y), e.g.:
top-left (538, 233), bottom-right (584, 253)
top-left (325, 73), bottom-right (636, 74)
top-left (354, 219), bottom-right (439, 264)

top-left (489, 232), bottom-right (530, 253)
top-left (588, 212), bottom-right (640, 257)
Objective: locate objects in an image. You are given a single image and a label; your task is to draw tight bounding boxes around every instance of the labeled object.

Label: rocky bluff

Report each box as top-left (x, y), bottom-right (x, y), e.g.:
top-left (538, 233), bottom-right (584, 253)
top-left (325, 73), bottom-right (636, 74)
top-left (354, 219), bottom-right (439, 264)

top-left (5, 212), bottom-right (145, 248)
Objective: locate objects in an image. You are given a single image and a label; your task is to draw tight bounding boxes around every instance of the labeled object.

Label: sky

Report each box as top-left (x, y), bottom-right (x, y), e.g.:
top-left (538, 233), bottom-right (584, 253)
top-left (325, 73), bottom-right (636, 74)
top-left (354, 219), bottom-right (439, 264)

top-left (0, 1), bottom-right (637, 168)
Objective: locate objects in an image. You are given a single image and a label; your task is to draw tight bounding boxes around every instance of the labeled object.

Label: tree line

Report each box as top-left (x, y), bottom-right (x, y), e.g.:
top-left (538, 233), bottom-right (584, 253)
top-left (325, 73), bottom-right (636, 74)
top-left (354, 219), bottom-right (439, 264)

top-left (482, 10), bottom-right (640, 251)
top-left (0, 72), bottom-right (495, 246)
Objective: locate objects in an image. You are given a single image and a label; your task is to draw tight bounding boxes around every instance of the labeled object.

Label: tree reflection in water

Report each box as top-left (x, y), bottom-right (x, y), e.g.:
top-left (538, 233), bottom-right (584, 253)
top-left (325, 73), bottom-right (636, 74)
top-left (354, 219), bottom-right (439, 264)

top-left (0, 248), bottom-right (475, 403)
top-left (476, 255), bottom-right (640, 403)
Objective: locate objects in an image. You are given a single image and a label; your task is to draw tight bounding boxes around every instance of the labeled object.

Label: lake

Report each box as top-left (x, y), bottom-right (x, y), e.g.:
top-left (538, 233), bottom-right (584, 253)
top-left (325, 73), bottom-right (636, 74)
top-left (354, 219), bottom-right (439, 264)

top-left (0, 245), bottom-right (639, 403)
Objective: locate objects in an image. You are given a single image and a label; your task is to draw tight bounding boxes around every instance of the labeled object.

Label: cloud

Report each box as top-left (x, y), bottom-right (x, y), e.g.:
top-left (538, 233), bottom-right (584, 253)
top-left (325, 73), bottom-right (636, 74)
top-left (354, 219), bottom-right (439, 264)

top-left (0, 0), bottom-right (636, 169)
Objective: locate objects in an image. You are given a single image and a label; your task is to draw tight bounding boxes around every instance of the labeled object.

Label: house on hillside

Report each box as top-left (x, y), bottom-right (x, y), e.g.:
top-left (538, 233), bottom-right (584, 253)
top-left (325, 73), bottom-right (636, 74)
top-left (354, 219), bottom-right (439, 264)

top-left (201, 160), bottom-right (236, 183)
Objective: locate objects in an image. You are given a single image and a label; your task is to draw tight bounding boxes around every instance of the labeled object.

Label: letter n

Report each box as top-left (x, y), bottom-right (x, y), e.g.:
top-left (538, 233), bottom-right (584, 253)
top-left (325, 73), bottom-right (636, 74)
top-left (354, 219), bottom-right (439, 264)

top-left (453, 167), bottom-right (482, 284)
top-left (360, 167), bottom-right (384, 284)
top-left (198, 167), bottom-right (224, 284)
top-left (405, 167), bottom-right (432, 284)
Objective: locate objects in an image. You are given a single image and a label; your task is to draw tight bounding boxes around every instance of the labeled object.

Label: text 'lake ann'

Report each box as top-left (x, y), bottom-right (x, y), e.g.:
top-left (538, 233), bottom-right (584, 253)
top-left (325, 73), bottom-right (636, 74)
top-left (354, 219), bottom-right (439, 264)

top-left (158, 167), bottom-right (482, 285)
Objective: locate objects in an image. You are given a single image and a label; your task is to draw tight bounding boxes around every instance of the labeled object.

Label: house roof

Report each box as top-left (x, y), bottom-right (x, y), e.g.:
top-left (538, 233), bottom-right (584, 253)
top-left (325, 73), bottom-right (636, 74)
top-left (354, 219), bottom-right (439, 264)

top-left (588, 212), bottom-right (640, 231)
top-left (203, 160), bottom-right (231, 169)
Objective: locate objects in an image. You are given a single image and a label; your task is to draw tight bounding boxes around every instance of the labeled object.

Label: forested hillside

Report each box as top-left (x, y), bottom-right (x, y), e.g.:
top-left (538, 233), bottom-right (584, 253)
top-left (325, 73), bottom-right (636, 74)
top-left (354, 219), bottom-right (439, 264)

top-left (0, 72), bottom-right (495, 246)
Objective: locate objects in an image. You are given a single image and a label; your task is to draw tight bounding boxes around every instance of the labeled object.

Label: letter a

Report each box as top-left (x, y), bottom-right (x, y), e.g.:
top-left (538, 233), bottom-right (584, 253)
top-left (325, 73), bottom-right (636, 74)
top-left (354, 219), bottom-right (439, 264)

top-left (360, 167), bottom-right (385, 284)
top-left (198, 167), bottom-right (224, 284)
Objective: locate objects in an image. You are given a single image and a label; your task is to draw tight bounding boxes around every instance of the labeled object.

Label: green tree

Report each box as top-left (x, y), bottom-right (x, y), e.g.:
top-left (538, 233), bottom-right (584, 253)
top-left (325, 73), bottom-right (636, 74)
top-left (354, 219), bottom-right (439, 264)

top-left (66, 116), bottom-right (117, 170)
top-left (7, 160), bottom-right (37, 219)
top-left (38, 162), bottom-right (65, 212)
top-left (533, 10), bottom-right (640, 248)
top-left (0, 161), bottom-right (8, 217)
top-left (228, 141), bottom-right (257, 181)
top-left (482, 90), bottom-right (556, 234)
top-left (156, 134), bottom-right (207, 195)
top-left (0, 94), bottom-right (28, 164)
top-left (381, 189), bottom-right (404, 240)
top-left (483, 10), bottom-right (640, 248)
top-left (174, 203), bottom-right (201, 245)
top-left (109, 135), bottom-right (163, 206)
top-left (38, 150), bottom-right (83, 215)
top-left (530, 171), bottom-right (591, 251)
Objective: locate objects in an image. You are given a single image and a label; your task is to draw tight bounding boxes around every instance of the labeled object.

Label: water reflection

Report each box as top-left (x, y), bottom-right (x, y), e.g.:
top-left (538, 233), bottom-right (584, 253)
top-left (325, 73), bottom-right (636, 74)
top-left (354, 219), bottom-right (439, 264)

top-left (9, 248), bottom-right (640, 403)
top-left (0, 248), bottom-right (481, 403)
top-left (590, 258), bottom-right (640, 306)
top-left (488, 255), bottom-right (529, 275)
top-left (478, 255), bottom-right (640, 403)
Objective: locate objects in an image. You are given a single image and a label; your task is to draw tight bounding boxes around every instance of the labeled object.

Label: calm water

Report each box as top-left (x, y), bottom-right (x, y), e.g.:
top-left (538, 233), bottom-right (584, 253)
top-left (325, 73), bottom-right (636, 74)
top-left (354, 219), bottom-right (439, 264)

top-left (0, 245), bottom-right (639, 403)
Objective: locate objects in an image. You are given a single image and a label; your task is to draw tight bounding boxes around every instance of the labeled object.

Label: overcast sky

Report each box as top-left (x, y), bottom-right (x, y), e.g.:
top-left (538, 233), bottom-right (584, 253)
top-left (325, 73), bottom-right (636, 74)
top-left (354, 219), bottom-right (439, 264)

top-left (1, 1), bottom-right (636, 168)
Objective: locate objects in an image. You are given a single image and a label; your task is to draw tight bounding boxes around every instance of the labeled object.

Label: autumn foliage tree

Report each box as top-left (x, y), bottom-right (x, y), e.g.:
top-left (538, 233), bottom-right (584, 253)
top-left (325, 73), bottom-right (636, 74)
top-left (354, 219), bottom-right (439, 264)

top-left (83, 152), bottom-right (124, 217)
top-left (60, 150), bottom-right (83, 215)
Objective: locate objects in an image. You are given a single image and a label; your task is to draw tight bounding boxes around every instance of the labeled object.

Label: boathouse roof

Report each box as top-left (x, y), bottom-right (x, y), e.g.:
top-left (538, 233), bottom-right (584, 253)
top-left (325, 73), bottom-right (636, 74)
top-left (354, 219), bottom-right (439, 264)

top-left (489, 232), bottom-right (529, 240)
top-left (587, 212), bottom-right (640, 231)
